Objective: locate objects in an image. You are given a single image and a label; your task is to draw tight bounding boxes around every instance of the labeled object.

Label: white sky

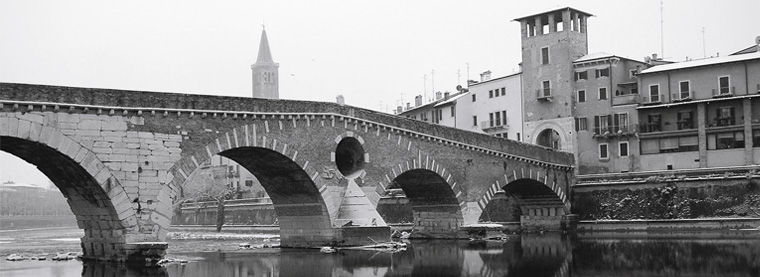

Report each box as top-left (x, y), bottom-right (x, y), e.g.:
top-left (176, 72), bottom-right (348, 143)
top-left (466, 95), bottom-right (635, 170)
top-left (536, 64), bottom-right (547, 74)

top-left (1, 0), bottom-right (759, 186)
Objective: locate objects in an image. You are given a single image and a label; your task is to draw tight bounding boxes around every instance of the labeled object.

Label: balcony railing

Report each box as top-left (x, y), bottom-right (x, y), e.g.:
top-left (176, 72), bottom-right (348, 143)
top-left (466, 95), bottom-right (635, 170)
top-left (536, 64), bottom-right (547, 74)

top-left (642, 94), bottom-right (663, 104)
top-left (677, 120), bottom-right (695, 130)
top-left (639, 123), bottom-right (662, 133)
top-left (535, 89), bottom-right (553, 101)
top-left (712, 86), bottom-right (736, 98)
top-left (481, 120), bottom-right (508, 131)
top-left (671, 91), bottom-right (694, 102)
top-left (612, 94), bottom-right (641, 106)
top-left (593, 124), bottom-right (638, 137)
top-left (712, 117), bottom-right (737, 127)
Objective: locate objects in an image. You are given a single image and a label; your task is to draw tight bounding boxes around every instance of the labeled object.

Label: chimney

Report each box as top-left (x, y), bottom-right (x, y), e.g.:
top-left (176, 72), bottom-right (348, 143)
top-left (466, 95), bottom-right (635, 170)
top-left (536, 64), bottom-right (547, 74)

top-left (336, 95), bottom-right (345, 106)
top-left (435, 91), bottom-right (442, 100)
top-left (396, 106), bottom-right (402, 114)
top-left (652, 53), bottom-right (658, 60)
top-left (406, 102), bottom-right (411, 109)
top-left (480, 70), bottom-right (492, 82)
top-left (414, 95), bottom-right (422, 106)
top-left (444, 92), bottom-right (450, 100)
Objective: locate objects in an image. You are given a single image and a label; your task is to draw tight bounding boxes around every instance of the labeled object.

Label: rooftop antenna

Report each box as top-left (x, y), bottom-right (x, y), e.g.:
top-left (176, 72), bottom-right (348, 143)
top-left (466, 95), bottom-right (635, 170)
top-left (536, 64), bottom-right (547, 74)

top-left (457, 69), bottom-right (461, 86)
top-left (660, 0), bottom-right (665, 58)
top-left (466, 63), bottom-right (470, 84)
top-left (431, 70), bottom-right (435, 99)
top-left (422, 74), bottom-right (427, 103)
top-left (701, 27), bottom-right (706, 58)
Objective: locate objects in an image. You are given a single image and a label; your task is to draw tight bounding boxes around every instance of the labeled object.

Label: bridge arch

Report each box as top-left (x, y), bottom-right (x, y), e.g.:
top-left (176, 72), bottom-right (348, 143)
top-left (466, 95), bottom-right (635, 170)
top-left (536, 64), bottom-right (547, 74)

top-left (0, 126), bottom-right (141, 261)
top-left (475, 167), bottom-right (571, 230)
top-left (390, 168), bottom-right (465, 238)
top-left (169, 125), bottom-right (338, 247)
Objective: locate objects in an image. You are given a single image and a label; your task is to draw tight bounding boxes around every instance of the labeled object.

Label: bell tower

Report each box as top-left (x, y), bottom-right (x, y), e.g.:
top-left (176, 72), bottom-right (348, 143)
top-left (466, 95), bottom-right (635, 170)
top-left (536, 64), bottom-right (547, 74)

top-left (514, 7), bottom-right (592, 153)
top-left (251, 27), bottom-right (279, 99)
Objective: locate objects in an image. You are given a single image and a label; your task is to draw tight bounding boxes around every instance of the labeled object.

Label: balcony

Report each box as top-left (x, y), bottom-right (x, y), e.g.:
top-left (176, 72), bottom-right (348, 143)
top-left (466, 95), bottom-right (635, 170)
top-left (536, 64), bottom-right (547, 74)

top-left (535, 89), bottom-right (553, 101)
top-left (640, 123), bottom-right (662, 133)
top-left (671, 91), bottom-right (694, 102)
top-left (713, 116), bottom-right (736, 127)
top-left (677, 120), bottom-right (695, 130)
top-left (481, 120), bottom-right (508, 131)
top-left (712, 86), bottom-right (736, 98)
top-left (593, 124), bottom-right (638, 138)
top-left (641, 94), bottom-right (663, 105)
top-left (612, 94), bottom-right (641, 106)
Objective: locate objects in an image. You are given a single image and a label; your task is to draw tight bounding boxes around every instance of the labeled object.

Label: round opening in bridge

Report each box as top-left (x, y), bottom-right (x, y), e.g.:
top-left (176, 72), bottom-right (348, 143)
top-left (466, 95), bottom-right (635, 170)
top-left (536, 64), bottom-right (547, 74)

top-left (335, 137), bottom-right (365, 177)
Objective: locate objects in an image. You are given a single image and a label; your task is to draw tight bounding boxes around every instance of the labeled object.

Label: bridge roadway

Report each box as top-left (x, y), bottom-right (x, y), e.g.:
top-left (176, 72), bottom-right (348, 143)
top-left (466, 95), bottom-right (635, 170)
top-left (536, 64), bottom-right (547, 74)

top-left (0, 83), bottom-right (575, 263)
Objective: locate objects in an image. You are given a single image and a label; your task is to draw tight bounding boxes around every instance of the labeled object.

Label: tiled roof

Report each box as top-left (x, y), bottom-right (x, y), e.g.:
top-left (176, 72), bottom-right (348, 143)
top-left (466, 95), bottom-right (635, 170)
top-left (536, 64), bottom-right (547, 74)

top-left (640, 52), bottom-right (760, 75)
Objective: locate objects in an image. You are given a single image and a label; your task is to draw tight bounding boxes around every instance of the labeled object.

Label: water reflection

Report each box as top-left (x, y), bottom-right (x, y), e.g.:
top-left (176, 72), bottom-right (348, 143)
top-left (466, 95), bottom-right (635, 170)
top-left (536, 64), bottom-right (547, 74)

top-left (19, 233), bottom-right (760, 277)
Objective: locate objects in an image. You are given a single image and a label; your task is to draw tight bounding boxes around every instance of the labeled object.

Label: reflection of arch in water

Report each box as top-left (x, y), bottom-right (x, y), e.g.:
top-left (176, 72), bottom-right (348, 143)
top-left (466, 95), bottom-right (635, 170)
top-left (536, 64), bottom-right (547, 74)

top-left (475, 234), bottom-right (572, 277)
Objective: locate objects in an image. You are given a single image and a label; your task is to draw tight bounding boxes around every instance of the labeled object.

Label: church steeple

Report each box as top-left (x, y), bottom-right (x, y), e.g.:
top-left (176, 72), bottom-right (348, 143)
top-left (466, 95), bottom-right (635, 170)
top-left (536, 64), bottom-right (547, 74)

top-left (256, 28), bottom-right (274, 63)
top-left (251, 26), bottom-right (279, 99)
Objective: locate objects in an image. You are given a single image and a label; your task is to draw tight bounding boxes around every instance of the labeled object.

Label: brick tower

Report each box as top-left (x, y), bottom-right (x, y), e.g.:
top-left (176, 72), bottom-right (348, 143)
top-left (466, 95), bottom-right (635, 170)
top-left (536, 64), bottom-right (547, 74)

top-left (514, 7), bottom-right (592, 154)
top-left (251, 27), bottom-right (279, 99)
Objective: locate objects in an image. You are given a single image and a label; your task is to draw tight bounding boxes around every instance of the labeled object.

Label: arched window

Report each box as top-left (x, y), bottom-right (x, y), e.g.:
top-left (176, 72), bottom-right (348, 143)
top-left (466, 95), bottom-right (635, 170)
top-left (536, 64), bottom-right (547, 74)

top-left (537, 129), bottom-right (561, 150)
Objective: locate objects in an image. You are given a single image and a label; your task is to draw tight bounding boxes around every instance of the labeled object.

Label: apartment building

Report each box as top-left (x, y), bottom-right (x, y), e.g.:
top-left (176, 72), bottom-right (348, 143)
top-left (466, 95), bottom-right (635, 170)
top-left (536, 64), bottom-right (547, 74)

top-left (573, 53), bottom-right (649, 174)
top-left (636, 51), bottom-right (760, 170)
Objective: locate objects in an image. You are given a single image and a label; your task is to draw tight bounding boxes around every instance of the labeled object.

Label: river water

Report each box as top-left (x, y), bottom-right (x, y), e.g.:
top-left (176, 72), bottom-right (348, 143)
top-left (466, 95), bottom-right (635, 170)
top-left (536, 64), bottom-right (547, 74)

top-left (1, 228), bottom-right (760, 277)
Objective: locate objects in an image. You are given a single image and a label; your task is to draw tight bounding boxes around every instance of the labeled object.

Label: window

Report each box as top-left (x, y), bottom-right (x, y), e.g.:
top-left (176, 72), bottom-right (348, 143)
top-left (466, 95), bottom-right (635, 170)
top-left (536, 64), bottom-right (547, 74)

top-left (649, 85), bottom-right (660, 102)
top-left (577, 90), bottom-right (586, 102)
top-left (517, 133), bottom-right (521, 141)
top-left (502, 111), bottom-right (507, 125)
top-left (644, 114), bottom-right (662, 132)
top-left (575, 117), bottom-right (588, 131)
top-left (495, 112), bottom-right (501, 126)
top-left (716, 107), bottom-right (735, 126)
top-left (574, 71), bottom-right (588, 81)
top-left (450, 106), bottom-right (455, 117)
top-left (614, 113), bottom-right (628, 132)
top-left (472, 116), bottom-right (477, 126)
top-left (679, 81), bottom-right (691, 100)
top-left (599, 143), bottom-right (609, 159)
top-left (489, 113), bottom-right (495, 127)
top-left (753, 130), bottom-right (760, 147)
top-left (630, 69), bottom-right (638, 78)
top-left (245, 180), bottom-right (253, 187)
top-left (500, 88), bottom-right (506, 96)
top-left (541, 80), bottom-right (551, 97)
top-left (709, 131), bottom-right (744, 149)
top-left (619, 141), bottom-right (629, 157)
top-left (677, 110), bottom-right (694, 129)
top-left (631, 87), bottom-right (638, 95)
top-left (472, 94), bottom-right (477, 102)
top-left (719, 76), bottom-right (731, 95)
top-left (595, 68), bottom-right (610, 78)
top-left (599, 87), bottom-right (608, 100)
top-left (489, 90), bottom-right (494, 98)
top-left (594, 115), bottom-right (611, 134)
top-left (541, 47), bottom-right (550, 65)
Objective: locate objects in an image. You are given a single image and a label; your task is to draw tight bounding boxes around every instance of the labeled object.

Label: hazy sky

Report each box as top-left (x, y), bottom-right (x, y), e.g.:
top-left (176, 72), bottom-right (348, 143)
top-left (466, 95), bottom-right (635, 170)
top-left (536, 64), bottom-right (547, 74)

top-left (1, 0), bottom-right (759, 186)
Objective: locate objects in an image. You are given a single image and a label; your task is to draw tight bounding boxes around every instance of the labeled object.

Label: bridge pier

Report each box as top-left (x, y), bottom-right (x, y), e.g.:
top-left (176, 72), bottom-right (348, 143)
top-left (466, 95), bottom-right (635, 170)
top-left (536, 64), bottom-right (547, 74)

top-left (411, 207), bottom-right (464, 239)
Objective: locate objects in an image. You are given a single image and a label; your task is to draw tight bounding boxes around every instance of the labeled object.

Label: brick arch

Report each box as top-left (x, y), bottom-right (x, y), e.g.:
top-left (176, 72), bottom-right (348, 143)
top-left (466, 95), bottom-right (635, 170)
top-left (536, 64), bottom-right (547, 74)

top-left (166, 123), bottom-right (339, 246)
top-left (475, 167), bottom-right (570, 215)
top-left (0, 124), bottom-right (137, 261)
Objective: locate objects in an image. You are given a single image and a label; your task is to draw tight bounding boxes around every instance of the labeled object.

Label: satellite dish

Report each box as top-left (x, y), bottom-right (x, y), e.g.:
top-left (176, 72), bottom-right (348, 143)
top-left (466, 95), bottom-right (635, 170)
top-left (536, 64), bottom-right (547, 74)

top-left (456, 85), bottom-right (463, 92)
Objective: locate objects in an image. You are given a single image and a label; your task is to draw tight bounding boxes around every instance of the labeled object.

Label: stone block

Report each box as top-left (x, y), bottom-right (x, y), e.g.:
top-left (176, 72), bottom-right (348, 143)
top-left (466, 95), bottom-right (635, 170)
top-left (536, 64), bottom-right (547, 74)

top-left (16, 119), bottom-right (31, 139)
top-left (15, 112), bottom-right (44, 124)
top-left (102, 121), bottom-right (128, 131)
top-left (0, 117), bottom-right (8, 136)
top-left (78, 120), bottom-right (102, 130)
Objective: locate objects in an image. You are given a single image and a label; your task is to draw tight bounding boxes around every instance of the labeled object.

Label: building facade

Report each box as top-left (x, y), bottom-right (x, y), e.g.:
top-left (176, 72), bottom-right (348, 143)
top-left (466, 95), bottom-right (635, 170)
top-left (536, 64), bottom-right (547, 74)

top-left (463, 72), bottom-right (523, 140)
top-left (636, 52), bottom-right (760, 171)
top-left (573, 54), bottom-right (649, 174)
top-left (251, 28), bottom-right (279, 99)
top-left (397, 72), bottom-right (523, 141)
top-left (514, 7), bottom-right (592, 154)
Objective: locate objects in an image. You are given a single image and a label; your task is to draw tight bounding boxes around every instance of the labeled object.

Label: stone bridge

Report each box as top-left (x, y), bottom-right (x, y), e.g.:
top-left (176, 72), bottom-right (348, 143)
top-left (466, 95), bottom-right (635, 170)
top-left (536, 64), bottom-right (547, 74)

top-left (0, 83), bottom-right (575, 263)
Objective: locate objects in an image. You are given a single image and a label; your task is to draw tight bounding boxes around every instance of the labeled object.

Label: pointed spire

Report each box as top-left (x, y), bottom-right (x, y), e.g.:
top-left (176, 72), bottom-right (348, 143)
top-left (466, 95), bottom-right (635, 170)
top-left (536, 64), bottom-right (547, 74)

top-left (256, 28), bottom-right (273, 63)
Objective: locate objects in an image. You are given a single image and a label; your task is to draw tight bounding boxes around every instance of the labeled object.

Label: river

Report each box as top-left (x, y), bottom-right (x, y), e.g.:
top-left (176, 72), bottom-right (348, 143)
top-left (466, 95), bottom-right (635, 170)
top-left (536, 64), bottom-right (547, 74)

top-left (1, 227), bottom-right (759, 276)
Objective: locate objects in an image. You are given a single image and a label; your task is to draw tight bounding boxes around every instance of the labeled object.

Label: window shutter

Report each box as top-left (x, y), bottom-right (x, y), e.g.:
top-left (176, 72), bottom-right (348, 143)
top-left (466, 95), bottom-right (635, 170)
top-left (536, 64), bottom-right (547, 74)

top-left (607, 115), bottom-right (613, 132)
top-left (730, 107), bottom-right (736, 124)
top-left (594, 116), bottom-right (600, 133)
top-left (575, 118), bottom-right (579, 131)
top-left (613, 114), bottom-right (620, 132)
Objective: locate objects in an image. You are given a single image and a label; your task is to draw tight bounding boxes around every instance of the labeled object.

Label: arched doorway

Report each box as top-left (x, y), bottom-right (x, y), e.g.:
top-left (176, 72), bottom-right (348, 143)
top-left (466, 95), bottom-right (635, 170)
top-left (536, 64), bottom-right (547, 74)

top-left (537, 129), bottom-right (561, 150)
